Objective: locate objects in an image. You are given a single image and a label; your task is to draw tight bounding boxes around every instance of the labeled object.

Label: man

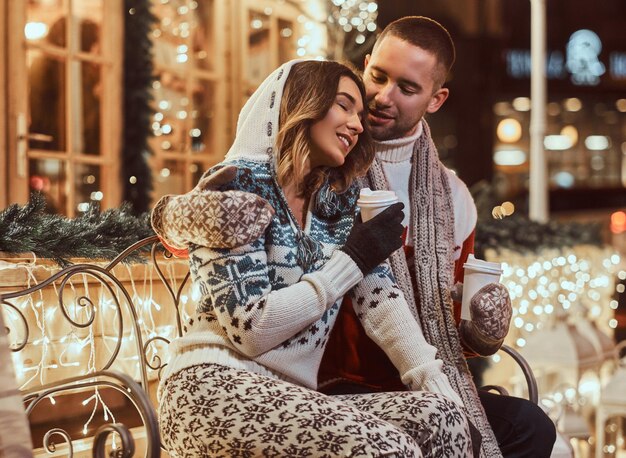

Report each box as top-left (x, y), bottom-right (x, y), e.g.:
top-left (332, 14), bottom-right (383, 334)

top-left (318, 16), bottom-right (556, 458)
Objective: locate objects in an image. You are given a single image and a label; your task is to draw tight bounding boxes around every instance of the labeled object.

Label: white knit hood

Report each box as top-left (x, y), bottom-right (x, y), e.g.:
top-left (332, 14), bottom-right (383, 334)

top-left (224, 59), bottom-right (304, 169)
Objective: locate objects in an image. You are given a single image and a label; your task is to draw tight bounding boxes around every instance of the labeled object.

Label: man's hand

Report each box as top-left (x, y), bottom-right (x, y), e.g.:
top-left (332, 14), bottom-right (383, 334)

top-left (151, 165), bottom-right (274, 251)
top-left (459, 283), bottom-right (512, 356)
top-left (450, 282), bottom-right (464, 303)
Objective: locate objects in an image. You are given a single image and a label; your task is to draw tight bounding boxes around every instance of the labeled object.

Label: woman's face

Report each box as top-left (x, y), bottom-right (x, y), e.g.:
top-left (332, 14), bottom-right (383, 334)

top-left (309, 76), bottom-right (365, 169)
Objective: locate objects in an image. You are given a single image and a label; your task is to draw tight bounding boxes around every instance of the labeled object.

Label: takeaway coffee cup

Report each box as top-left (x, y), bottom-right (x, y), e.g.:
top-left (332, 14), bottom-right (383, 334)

top-left (461, 254), bottom-right (503, 321)
top-left (357, 188), bottom-right (399, 222)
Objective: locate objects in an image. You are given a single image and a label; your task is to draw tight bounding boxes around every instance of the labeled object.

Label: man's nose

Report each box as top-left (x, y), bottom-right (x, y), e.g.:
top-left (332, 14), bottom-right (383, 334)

top-left (374, 83), bottom-right (394, 106)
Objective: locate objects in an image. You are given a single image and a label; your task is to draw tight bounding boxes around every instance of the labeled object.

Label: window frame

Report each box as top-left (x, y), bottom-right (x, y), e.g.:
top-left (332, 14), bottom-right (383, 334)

top-left (148, 0), bottom-right (228, 198)
top-left (6, 0), bottom-right (122, 217)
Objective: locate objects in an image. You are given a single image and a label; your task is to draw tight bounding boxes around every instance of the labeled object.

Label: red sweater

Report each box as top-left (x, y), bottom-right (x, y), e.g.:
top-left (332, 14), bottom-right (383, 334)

top-left (318, 229), bottom-right (476, 392)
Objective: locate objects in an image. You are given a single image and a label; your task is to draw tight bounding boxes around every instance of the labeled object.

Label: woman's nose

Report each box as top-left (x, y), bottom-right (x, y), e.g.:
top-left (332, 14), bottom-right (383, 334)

top-left (348, 114), bottom-right (363, 134)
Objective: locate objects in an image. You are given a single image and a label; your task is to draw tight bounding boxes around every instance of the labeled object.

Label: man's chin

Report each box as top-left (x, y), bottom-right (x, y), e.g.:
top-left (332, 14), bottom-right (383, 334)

top-left (370, 124), bottom-right (399, 142)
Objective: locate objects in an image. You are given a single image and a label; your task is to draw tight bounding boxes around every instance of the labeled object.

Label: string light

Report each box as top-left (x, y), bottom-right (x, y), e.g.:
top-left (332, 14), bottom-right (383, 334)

top-left (487, 244), bottom-right (622, 429)
top-left (5, 244), bottom-right (618, 449)
top-left (2, 255), bottom-right (196, 442)
top-left (328, 0), bottom-right (378, 41)
top-left (149, 0), bottom-right (375, 139)
top-left (486, 246), bottom-right (621, 370)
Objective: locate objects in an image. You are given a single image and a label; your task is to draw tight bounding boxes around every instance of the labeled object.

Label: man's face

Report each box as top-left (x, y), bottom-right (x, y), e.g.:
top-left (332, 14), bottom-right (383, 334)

top-left (363, 35), bottom-right (449, 141)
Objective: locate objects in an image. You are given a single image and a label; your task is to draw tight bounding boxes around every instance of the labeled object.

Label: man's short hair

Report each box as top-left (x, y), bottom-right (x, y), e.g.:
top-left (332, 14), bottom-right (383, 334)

top-left (374, 16), bottom-right (456, 87)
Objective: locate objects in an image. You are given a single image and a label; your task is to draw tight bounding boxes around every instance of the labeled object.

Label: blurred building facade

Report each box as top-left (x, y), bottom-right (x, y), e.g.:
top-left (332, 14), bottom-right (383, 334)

top-left (0, 0), bottom-right (332, 216)
top-left (377, 0), bottom-right (626, 218)
top-left (2, 0), bottom-right (624, 219)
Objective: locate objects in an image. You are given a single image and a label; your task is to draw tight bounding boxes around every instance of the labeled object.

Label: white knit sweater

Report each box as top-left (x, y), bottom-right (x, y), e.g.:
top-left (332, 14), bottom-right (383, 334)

top-left (376, 121), bottom-right (476, 258)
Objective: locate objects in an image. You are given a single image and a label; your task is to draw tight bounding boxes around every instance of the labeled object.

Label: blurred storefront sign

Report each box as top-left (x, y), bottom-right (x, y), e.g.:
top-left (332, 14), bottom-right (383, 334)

top-left (505, 29), bottom-right (626, 86)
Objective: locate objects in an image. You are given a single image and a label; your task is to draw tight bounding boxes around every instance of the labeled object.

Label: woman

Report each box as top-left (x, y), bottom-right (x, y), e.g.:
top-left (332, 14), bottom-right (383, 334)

top-left (156, 60), bottom-right (472, 457)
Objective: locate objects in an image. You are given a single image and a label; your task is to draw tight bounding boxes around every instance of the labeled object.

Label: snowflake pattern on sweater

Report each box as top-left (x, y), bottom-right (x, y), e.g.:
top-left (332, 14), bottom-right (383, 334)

top-left (168, 159), bottom-right (448, 390)
top-left (175, 159), bottom-right (369, 387)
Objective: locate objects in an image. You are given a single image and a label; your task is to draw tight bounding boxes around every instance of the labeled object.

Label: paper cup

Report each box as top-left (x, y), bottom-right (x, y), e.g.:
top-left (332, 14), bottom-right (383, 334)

top-left (357, 188), bottom-right (399, 222)
top-left (461, 254), bottom-right (503, 321)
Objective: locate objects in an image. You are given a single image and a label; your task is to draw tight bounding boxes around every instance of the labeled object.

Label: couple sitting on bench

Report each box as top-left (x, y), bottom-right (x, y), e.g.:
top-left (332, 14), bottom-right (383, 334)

top-left (152, 16), bottom-right (555, 458)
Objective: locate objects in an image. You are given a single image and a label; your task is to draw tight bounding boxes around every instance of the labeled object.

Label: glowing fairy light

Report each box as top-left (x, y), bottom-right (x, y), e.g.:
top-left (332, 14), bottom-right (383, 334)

top-left (487, 245), bottom-right (620, 353)
top-left (2, 247), bottom-right (197, 441)
top-left (329, 0), bottom-right (378, 44)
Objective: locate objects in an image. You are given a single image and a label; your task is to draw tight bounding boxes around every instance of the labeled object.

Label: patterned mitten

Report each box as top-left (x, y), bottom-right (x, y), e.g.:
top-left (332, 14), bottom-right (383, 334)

top-left (151, 166), bottom-right (275, 250)
top-left (459, 283), bottom-right (512, 356)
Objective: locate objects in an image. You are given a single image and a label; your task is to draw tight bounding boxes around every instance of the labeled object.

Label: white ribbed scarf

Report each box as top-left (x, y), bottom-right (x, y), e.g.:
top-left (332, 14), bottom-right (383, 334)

top-left (365, 120), bottom-right (502, 458)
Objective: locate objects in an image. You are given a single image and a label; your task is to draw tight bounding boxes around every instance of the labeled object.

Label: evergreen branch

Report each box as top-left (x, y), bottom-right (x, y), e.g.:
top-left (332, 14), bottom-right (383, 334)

top-left (475, 215), bottom-right (603, 258)
top-left (0, 194), bottom-right (154, 266)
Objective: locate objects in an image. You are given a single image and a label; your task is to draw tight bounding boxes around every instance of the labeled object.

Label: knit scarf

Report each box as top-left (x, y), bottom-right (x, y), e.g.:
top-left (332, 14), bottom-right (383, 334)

top-left (366, 121), bottom-right (502, 458)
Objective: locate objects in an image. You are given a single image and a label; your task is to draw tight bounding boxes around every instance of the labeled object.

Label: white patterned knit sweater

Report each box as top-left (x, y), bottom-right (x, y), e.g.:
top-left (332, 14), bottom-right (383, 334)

top-left (160, 61), bottom-right (455, 399)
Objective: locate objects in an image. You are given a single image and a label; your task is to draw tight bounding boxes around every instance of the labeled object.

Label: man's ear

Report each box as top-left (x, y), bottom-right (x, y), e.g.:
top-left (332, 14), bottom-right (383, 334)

top-left (426, 87), bottom-right (449, 114)
top-left (364, 54), bottom-right (371, 69)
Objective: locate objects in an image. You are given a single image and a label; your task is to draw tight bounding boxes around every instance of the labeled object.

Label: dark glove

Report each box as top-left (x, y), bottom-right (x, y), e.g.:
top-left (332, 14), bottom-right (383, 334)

top-left (341, 202), bottom-right (404, 275)
top-left (459, 283), bottom-right (512, 356)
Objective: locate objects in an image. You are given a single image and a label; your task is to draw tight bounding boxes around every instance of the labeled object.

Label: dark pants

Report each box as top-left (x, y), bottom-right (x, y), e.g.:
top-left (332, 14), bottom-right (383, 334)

top-left (479, 390), bottom-right (556, 458)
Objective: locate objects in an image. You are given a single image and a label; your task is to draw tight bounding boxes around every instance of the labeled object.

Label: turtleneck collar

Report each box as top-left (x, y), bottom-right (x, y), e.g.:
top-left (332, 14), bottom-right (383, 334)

top-left (374, 121), bottom-right (423, 164)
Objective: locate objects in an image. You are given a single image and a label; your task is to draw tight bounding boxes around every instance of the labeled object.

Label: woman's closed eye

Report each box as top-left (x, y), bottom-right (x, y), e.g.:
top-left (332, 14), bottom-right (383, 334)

top-left (335, 89), bottom-right (364, 124)
top-left (336, 94), bottom-right (357, 113)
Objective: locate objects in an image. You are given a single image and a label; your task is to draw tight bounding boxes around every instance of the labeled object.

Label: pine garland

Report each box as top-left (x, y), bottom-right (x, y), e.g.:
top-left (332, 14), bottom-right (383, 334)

top-left (471, 183), bottom-right (604, 257)
top-left (122, 0), bottom-right (156, 215)
top-left (0, 194), bottom-right (154, 266)
top-left (474, 213), bottom-right (603, 258)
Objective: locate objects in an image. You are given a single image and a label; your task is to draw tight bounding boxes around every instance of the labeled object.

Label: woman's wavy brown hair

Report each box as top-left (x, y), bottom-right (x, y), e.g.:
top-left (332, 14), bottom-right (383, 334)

top-left (275, 61), bottom-right (374, 197)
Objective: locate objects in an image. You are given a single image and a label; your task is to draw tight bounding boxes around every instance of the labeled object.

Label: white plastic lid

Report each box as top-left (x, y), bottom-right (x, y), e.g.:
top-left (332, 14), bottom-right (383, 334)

top-left (357, 187), bottom-right (398, 203)
top-left (463, 254), bottom-right (503, 274)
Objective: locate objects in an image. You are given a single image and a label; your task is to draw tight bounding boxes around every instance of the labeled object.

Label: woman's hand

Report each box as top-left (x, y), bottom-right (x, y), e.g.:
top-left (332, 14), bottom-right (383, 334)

top-left (341, 202), bottom-right (404, 275)
top-left (151, 166), bottom-right (275, 251)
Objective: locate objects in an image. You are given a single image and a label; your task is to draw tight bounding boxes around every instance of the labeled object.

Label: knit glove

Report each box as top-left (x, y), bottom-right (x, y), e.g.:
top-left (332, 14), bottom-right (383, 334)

top-left (341, 202), bottom-right (404, 275)
top-left (151, 166), bottom-right (275, 250)
top-left (459, 283), bottom-right (512, 356)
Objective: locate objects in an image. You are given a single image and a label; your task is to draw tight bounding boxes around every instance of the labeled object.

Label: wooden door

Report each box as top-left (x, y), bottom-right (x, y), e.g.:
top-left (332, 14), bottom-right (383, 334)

top-left (6, 0), bottom-right (122, 216)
